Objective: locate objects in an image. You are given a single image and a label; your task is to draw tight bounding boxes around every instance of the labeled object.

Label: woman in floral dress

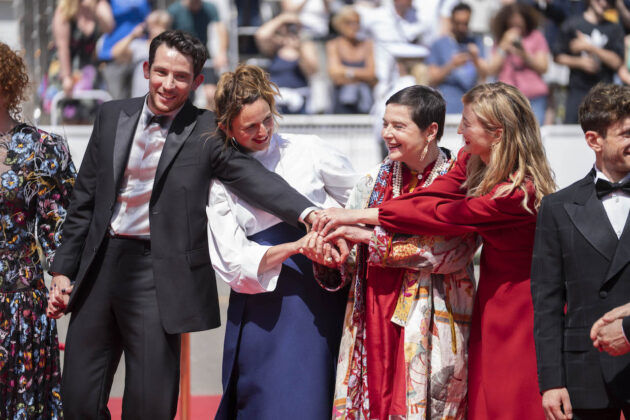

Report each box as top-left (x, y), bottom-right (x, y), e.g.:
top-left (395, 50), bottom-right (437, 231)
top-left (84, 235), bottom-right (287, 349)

top-left (317, 85), bottom-right (478, 419)
top-left (0, 42), bottom-right (76, 419)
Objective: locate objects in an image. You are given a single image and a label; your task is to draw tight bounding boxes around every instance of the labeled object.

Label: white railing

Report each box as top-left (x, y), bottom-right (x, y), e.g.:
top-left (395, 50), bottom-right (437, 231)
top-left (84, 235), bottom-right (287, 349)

top-left (43, 116), bottom-right (590, 190)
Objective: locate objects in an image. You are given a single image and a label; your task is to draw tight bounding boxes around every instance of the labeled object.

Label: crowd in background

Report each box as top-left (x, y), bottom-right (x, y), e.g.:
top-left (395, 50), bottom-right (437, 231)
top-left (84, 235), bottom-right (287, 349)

top-left (38, 0), bottom-right (630, 125)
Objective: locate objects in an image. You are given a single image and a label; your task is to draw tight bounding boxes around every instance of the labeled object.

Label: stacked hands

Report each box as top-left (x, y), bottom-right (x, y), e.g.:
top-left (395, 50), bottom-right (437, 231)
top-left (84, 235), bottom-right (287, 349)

top-left (299, 208), bottom-right (373, 267)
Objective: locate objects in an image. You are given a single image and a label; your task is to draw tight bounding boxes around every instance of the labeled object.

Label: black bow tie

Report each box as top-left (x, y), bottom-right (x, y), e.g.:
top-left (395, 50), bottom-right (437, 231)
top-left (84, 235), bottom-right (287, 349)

top-left (595, 178), bottom-right (630, 199)
top-left (146, 114), bottom-right (168, 129)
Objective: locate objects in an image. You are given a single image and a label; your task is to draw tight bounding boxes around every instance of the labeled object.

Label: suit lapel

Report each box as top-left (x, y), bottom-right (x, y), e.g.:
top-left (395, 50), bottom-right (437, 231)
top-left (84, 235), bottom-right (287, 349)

top-left (153, 101), bottom-right (197, 192)
top-left (564, 172), bottom-right (618, 262)
top-left (113, 98), bottom-right (143, 189)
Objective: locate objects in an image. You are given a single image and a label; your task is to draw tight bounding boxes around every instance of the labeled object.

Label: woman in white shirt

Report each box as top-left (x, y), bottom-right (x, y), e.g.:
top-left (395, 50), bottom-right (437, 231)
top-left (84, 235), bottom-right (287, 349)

top-left (207, 64), bottom-right (358, 419)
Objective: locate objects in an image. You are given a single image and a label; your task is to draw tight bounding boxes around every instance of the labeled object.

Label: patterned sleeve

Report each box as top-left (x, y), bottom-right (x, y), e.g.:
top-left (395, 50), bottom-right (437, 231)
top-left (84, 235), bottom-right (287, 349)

top-left (368, 226), bottom-right (478, 274)
top-left (33, 129), bottom-right (77, 266)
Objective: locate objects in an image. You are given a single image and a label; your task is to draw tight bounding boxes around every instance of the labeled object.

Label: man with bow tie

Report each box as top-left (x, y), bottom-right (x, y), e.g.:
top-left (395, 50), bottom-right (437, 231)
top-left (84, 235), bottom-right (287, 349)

top-left (531, 83), bottom-right (630, 420)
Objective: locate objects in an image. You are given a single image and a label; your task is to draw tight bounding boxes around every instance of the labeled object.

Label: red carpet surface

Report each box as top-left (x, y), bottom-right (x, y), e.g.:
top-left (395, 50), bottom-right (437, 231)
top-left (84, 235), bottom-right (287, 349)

top-left (107, 395), bottom-right (221, 419)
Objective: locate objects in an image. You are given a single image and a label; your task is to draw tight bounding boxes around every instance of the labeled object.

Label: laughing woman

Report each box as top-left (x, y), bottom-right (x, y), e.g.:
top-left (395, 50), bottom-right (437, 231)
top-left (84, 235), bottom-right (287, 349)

top-left (206, 64), bottom-right (357, 419)
top-left (321, 85), bottom-right (478, 420)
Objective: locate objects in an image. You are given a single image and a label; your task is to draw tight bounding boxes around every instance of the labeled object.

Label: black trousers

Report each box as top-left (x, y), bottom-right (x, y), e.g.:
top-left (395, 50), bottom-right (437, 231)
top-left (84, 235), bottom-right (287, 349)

top-left (61, 236), bottom-right (180, 419)
top-left (573, 406), bottom-right (630, 420)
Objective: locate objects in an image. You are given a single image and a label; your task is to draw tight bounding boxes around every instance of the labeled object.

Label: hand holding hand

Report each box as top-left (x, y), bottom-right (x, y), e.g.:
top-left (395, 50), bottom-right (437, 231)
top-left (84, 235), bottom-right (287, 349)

top-left (312, 208), bottom-right (362, 236)
top-left (591, 318), bottom-right (630, 356)
top-left (324, 224), bottom-right (373, 245)
top-left (541, 388), bottom-right (573, 420)
top-left (47, 274), bottom-right (73, 319)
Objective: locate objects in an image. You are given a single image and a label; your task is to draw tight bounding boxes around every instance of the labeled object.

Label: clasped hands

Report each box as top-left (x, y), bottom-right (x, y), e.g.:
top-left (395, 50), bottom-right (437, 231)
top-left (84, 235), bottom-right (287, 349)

top-left (46, 274), bottom-right (73, 319)
top-left (300, 208), bottom-right (373, 267)
top-left (590, 302), bottom-right (630, 356)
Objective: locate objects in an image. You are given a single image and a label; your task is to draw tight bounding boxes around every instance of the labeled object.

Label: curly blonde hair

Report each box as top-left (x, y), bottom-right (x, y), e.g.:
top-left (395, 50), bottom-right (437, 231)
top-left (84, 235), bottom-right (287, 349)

top-left (0, 43), bottom-right (29, 120)
top-left (214, 64), bottom-right (281, 143)
top-left (461, 82), bottom-right (556, 212)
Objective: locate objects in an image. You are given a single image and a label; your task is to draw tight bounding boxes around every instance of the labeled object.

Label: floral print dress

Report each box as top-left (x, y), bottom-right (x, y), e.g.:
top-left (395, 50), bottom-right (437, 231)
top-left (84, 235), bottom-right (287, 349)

top-left (0, 123), bottom-right (76, 419)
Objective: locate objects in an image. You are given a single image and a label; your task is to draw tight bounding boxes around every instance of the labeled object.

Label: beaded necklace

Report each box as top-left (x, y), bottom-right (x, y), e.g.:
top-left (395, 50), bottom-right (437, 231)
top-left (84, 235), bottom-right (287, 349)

top-left (392, 148), bottom-right (450, 198)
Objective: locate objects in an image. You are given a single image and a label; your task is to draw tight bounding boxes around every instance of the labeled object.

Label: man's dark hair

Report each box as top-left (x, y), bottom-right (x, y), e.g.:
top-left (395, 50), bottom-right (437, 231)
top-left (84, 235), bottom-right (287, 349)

top-left (386, 85), bottom-right (446, 141)
top-left (148, 30), bottom-right (208, 77)
top-left (452, 2), bottom-right (471, 15)
top-left (579, 83), bottom-right (630, 137)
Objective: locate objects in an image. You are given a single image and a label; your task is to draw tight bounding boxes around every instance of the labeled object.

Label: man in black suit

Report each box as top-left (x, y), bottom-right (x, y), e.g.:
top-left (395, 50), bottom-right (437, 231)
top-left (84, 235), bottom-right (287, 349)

top-left (532, 83), bottom-right (630, 420)
top-left (46, 30), bottom-right (317, 418)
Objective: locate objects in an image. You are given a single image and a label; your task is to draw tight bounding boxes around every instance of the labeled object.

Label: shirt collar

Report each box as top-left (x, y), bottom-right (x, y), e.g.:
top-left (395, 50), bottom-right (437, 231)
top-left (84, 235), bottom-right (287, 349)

top-left (593, 164), bottom-right (630, 184)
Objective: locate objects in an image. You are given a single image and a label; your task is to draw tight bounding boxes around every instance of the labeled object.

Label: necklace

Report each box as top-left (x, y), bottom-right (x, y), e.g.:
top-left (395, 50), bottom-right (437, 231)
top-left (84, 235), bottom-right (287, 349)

top-left (392, 149), bottom-right (450, 198)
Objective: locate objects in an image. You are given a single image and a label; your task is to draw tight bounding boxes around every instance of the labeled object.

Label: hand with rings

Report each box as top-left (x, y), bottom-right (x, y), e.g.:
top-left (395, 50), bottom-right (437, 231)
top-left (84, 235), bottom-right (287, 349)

top-left (298, 231), bottom-right (340, 267)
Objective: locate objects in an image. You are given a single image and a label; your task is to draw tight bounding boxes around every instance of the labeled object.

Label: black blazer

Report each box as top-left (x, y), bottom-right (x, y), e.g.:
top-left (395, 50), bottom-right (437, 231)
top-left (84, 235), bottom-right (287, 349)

top-left (531, 171), bottom-right (630, 409)
top-left (50, 97), bottom-right (314, 334)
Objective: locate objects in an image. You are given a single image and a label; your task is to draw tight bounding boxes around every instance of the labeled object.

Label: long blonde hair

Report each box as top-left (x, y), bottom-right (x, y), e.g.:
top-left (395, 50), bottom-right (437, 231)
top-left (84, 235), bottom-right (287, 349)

top-left (461, 82), bottom-right (556, 212)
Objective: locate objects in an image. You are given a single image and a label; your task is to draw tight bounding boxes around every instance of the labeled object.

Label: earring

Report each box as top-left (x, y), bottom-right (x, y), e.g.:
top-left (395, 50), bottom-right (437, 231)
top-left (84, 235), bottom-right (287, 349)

top-left (230, 137), bottom-right (239, 150)
top-left (419, 140), bottom-right (431, 163)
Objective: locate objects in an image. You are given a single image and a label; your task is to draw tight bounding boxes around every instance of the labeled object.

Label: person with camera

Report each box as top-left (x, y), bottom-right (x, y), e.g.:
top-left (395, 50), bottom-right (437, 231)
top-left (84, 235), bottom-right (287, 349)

top-left (486, 3), bottom-right (550, 125)
top-left (553, 0), bottom-right (624, 124)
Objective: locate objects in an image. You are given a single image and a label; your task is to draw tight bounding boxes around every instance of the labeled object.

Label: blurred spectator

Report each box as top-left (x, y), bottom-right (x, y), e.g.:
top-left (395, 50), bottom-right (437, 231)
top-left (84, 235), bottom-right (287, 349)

top-left (356, 0), bottom-right (456, 103)
top-left (427, 2), bottom-right (487, 114)
top-left (111, 10), bottom-right (172, 98)
top-left (326, 6), bottom-right (377, 114)
top-left (235, 0), bottom-right (262, 27)
top-left (553, 0), bottom-right (624, 123)
top-left (168, 0), bottom-right (228, 110)
top-left (98, 0), bottom-right (152, 99)
top-left (281, 0), bottom-right (340, 40)
top-left (613, 0), bottom-right (630, 32)
top-left (619, 34), bottom-right (630, 83)
top-left (255, 13), bottom-right (318, 114)
top-left (370, 43), bottom-right (429, 157)
top-left (41, 0), bottom-right (114, 124)
top-left (486, 3), bottom-right (550, 125)
top-left (467, 0), bottom-right (501, 35)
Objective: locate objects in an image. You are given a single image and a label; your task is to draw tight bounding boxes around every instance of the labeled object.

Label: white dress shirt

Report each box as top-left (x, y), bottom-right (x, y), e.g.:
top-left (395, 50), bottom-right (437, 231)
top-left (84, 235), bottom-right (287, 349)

top-left (109, 100), bottom-right (179, 239)
top-left (594, 165), bottom-right (630, 238)
top-left (206, 133), bottom-right (358, 295)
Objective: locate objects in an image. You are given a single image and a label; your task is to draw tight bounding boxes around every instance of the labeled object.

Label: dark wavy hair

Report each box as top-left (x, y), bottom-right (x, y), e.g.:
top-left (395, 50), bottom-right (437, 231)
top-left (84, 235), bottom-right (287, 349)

top-left (148, 30), bottom-right (208, 77)
top-left (491, 3), bottom-right (541, 40)
top-left (0, 43), bottom-right (29, 119)
top-left (579, 83), bottom-right (630, 137)
top-left (385, 85), bottom-right (446, 141)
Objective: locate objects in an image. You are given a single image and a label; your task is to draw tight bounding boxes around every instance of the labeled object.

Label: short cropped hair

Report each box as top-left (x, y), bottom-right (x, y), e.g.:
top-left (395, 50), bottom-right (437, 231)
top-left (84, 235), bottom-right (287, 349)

top-left (385, 85), bottom-right (446, 141)
top-left (579, 83), bottom-right (630, 138)
top-left (148, 30), bottom-right (208, 77)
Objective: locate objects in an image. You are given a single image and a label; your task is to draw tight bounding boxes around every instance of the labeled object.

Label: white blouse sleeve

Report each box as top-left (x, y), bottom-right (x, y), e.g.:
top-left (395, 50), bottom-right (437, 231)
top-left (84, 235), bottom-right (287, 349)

top-left (206, 180), bottom-right (282, 294)
top-left (314, 139), bottom-right (359, 206)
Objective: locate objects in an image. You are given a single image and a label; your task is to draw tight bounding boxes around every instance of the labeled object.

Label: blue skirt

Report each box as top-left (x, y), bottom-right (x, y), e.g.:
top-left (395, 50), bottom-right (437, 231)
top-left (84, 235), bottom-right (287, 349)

top-left (215, 222), bottom-right (348, 419)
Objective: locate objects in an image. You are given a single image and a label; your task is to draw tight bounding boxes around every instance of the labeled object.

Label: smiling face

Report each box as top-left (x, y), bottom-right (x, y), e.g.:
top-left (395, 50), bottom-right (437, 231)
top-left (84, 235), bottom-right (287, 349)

top-left (458, 103), bottom-right (501, 163)
top-left (225, 98), bottom-right (275, 153)
top-left (591, 117), bottom-right (630, 181)
top-left (382, 103), bottom-right (431, 170)
top-left (143, 44), bottom-right (203, 115)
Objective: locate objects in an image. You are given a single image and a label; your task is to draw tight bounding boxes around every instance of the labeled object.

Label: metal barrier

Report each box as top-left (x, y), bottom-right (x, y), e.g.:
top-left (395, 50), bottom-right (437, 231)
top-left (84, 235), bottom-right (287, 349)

top-left (43, 116), bottom-right (590, 189)
top-left (49, 89), bottom-right (113, 126)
